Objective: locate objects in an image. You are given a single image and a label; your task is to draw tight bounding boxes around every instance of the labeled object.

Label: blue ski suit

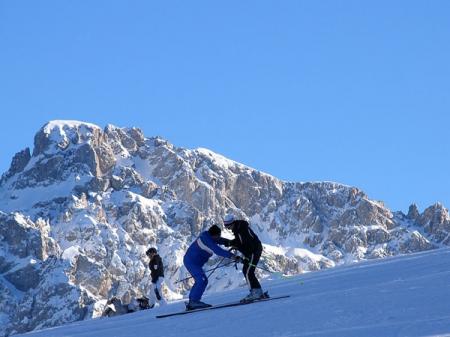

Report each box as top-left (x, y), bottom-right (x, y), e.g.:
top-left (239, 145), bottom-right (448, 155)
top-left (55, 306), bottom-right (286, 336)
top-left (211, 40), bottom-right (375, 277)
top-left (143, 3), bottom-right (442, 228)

top-left (183, 231), bottom-right (233, 301)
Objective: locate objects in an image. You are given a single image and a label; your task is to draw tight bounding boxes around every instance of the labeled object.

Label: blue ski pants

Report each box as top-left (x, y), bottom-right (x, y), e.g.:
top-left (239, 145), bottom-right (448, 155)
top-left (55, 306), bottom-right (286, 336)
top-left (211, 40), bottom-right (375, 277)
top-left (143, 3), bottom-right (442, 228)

top-left (183, 256), bottom-right (208, 301)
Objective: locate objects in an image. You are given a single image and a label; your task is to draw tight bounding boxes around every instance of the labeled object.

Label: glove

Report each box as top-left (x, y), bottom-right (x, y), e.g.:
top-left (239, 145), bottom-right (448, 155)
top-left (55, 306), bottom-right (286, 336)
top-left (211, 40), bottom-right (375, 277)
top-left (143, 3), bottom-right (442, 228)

top-left (232, 255), bottom-right (243, 263)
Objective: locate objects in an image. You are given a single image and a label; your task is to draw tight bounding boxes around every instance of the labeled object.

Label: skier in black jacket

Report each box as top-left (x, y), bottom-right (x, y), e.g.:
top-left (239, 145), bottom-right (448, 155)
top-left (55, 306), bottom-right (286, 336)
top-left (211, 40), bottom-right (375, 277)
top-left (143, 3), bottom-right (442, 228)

top-left (146, 247), bottom-right (166, 307)
top-left (223, 214), bottom-right (267, 301)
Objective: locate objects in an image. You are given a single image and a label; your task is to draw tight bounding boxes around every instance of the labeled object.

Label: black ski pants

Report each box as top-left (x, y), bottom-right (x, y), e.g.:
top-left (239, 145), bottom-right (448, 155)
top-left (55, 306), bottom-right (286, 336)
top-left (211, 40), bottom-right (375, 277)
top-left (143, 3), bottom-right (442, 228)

top-left (242, 244), bottom-right (262, 289)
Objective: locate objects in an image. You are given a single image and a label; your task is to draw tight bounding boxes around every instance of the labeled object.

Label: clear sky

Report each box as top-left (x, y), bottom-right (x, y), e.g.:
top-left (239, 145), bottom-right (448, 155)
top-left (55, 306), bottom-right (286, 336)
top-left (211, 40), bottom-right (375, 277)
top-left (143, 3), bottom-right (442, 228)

top-left (0, 1), bottom-right (449, 213)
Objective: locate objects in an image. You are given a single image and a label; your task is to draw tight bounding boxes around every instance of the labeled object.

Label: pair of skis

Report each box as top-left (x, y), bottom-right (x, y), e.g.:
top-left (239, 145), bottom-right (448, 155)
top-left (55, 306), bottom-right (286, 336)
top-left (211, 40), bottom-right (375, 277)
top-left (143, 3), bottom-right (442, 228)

top-left (156, 294), bottom-right (290, 318)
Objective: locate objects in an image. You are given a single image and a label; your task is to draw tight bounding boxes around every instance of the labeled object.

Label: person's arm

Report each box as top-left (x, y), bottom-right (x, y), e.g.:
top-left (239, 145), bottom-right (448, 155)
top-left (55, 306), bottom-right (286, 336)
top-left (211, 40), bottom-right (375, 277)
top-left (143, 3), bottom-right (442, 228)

top-left (157, 256), bottom-right (164, 278)
top-left (216, 237), bottom-right (232, 247)
top-left (200, 233), bottom-right (233, 259)
top-left (229, 237), bottom-right (240, 249)
top-left (150, 259), bottom-right (159, 283)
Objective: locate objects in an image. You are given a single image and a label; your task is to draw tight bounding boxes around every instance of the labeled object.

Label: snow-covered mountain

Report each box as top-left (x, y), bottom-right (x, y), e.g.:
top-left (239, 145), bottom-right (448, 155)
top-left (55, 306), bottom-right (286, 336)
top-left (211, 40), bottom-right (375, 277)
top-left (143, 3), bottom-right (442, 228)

top-left (18, 248), bottom-right (450, 337)
top-left (1, 120), bottom-right (449, 336)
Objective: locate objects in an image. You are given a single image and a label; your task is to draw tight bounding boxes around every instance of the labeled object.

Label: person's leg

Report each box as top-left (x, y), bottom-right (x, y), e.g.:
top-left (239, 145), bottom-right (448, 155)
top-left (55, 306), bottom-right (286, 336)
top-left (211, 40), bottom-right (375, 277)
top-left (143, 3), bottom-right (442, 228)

top-left (184, 261), bottom-right (208, 302)
top-left (246, 249), bottom-right (262, 289)
top-left (242, 261), bottom-right (251, 289)
top-left (241, 247), bottom-right (264, 301)
top-left (189, 268), bottom-right (208, 302)
top-left (147, 283), bottom-right (157, 307)
top-left (154, 277), bottom-right (166, 305)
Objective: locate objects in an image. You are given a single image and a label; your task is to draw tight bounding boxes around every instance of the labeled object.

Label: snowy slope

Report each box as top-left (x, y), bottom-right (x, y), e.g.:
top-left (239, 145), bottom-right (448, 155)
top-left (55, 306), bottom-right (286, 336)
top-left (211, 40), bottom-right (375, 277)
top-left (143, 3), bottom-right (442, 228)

top-left (20, 248), bottom-right (450, 337)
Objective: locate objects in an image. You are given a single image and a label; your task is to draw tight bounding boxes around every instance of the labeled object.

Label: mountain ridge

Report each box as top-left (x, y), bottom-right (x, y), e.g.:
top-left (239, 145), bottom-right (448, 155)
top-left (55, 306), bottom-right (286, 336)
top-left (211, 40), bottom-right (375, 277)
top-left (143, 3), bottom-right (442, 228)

top-left (0, 120), bottom-right (449, 336)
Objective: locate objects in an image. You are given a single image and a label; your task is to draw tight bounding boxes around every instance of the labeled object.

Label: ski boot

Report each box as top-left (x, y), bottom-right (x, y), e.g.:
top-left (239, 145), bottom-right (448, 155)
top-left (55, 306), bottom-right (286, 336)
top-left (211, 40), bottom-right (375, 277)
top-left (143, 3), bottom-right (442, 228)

top-left (240, 289), bottom-right (269, 303)
top-left (185, 300), bottom-right (212, 311)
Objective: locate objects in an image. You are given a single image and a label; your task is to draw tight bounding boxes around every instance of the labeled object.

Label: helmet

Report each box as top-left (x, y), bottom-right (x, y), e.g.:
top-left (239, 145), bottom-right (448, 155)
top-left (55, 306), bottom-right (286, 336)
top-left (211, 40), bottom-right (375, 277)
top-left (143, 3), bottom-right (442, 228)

top-left (223, 214), bottom-right (236, 227)
top-left (146, 247), bottom-right (157, 256)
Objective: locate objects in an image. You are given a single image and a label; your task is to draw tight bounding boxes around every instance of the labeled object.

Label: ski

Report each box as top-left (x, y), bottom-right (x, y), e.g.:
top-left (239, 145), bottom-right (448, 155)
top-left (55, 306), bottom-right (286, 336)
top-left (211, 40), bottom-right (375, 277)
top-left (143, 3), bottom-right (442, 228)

top-left (155, 295), bottom-right (290, 318)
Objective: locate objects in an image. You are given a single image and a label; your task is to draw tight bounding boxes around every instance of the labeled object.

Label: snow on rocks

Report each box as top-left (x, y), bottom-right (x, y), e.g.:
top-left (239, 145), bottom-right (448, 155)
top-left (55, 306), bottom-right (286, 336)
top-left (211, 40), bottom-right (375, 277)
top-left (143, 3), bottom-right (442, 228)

top-left (0, 120), bottom-right (448, 336)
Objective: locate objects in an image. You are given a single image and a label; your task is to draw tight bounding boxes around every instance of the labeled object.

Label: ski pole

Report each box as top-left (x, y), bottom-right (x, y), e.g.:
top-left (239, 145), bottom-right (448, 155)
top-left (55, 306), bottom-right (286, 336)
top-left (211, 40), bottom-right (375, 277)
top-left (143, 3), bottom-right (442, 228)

top-left (241, 257), bottom-right (276, 274)
top-left (240, 258), bottom-right (295, 281)
top-left (175, 259), bottom-right (236, 284)
top-left (206, 256), bottom-right (226, 280)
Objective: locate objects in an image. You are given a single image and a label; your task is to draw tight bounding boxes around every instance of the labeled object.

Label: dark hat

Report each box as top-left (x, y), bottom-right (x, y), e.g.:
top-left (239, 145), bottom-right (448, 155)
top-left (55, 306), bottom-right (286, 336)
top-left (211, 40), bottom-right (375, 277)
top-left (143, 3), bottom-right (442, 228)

top-left (208, 225), bottom-right (221, 236)
top-left (146, 247), bottom-right (157, 256)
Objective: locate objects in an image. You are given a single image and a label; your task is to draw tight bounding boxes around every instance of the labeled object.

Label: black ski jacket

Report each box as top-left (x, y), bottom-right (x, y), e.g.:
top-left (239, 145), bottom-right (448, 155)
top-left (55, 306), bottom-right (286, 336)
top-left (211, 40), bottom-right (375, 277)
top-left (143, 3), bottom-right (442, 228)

top-left (149, 254), bottom-right (164, 283)
top-left (227, 220), bottom-right (262, 257)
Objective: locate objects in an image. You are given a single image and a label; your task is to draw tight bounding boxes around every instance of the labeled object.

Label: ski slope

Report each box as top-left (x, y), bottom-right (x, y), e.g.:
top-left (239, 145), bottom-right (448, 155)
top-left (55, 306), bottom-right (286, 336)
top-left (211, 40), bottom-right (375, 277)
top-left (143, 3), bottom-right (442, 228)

top-left (20, 249), bottom-right (450, 337)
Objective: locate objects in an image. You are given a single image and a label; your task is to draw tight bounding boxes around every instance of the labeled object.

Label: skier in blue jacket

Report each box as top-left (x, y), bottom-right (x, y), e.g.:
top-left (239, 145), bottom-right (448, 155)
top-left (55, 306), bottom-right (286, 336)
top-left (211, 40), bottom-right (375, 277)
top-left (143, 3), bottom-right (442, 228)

top-left (183, 225), bottom-right (240, 310)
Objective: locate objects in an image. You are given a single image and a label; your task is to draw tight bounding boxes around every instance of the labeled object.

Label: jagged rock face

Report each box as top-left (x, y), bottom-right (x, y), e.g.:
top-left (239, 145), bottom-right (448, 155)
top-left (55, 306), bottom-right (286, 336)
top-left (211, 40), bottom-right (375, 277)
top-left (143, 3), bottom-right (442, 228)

top-left (407, 203), bottom-right (420, 220)
top-left (0, 148), bottom-right (31, 183)
top-left (0, 213), bottom-right (44, 260)
top-left (8, 258), bottom-right (91, 336)
top-left (412, 203), bottom-right (450, 244)
top-left (0, 213), bottom-right (86, 336)
top-left (0, 120), bottom-right (447, 336)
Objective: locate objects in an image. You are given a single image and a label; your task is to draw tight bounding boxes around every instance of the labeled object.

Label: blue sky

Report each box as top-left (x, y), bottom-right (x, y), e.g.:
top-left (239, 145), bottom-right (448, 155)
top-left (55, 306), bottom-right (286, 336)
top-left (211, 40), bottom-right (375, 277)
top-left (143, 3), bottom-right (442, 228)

top-left (0, 1), bottom-right (449, 212)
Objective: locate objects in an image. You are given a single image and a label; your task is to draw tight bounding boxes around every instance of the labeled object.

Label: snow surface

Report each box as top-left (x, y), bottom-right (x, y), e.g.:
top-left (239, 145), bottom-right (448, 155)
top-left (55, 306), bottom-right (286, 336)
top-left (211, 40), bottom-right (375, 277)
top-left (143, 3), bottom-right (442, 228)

top-left (43, 120), bottom-right (100, 138)
top-left (0, 173), bottom-right (92, 213)
top-left (36, 120), bottom-right (101, 156)
top-left (19, 248), bottom-right (450, 337)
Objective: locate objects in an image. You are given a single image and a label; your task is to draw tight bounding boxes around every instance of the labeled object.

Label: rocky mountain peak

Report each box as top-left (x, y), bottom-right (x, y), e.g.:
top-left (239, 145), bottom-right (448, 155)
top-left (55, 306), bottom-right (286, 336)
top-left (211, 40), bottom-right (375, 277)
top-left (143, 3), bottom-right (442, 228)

top-left (415, 203), bottom-right (450, 244)
top-left (33, 120), bottom-right (102, 156)
top-left (0, 120), bottom-right (448, 336)
top-left (407, 203), bottom-right (420, 220)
